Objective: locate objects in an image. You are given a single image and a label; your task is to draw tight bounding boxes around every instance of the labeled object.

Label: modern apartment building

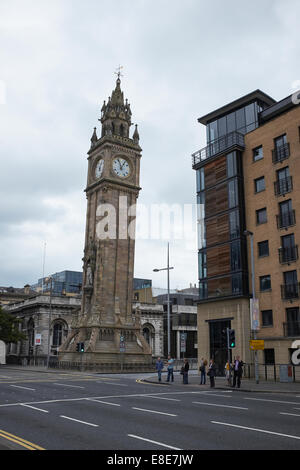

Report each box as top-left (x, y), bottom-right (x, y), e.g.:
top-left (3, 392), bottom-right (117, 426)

top-left (192, 90), bottom-right (300, 372)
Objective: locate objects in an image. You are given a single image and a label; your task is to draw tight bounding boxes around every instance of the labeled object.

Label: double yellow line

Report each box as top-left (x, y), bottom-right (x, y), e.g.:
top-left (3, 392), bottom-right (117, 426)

top-left (0, 429), bottom-right (45, 450)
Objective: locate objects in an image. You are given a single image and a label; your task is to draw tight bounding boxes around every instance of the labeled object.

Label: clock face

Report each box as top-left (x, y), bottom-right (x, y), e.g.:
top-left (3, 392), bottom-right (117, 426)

top-left (95, 159), bottom-right (104, 179)
top-left (112, 157), bottom-right (130, 178)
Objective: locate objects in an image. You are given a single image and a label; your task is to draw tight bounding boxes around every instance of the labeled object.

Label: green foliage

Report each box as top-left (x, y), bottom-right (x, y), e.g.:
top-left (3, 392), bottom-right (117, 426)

top-left (0, 307), bottom-right (27, 343)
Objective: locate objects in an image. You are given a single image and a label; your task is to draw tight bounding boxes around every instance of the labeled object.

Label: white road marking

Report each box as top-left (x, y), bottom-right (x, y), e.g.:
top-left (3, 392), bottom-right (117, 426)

top-left (193, 401), bottom-right (248, 410)
top-left (280, 412), bottom-right (300, 417)
top-left (144, 396), bottom-right (181, 402)
top-left (53, 383), bottom-right (85, 389)
top-left (212, 421), bottom-right (300, 440)
top-left (244, 397), bottom-right (300, 405)
top-left (10, 385), bottom-right (36, 391)
top-left (132, 407), bottom-right (177, 417)
top-left (128, 434), bottom-right (181, 450)
top-left (202, 393), bottom-right (232, 398)
top-left (60, 415), bottom-right (99, 427)
top-left (87, 399), bottom-right (121, 407)
top-left (20, 404), bottom-right (49, 413)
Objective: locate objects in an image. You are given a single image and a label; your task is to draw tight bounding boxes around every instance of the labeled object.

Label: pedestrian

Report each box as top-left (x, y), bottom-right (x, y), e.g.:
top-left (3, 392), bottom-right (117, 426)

top-left (155, 356), bottom-right (164, 382)
top-left (199, 358), bottom-right (207, 385)
top-left (224, 361), bottom-right (231, 385)
top-left (232, 356), bottom-right (244, 388)
top-left (166, 354), bottom-right (174, 382)
top-left (182, 358), bottom-right (189, 384)
top-left (207, 358), bottom-right (216, 388)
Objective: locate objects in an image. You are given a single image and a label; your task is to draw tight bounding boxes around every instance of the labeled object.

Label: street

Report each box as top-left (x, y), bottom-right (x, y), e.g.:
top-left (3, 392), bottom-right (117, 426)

top-left (0, 367), bottom-right (300, 452)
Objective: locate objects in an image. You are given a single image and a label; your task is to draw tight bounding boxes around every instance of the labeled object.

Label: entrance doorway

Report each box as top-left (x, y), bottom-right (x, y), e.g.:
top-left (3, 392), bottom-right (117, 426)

top-left (209, 319), bottom-right (232, 376)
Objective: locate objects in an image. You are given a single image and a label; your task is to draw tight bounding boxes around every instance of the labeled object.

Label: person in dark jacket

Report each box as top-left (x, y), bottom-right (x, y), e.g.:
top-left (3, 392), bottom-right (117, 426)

top-left (182, 358), bottom-right (189, 384)
top-left (207, 359), bottom-right (216, 388)
top-left (232, 356), bottom-right (244, 388)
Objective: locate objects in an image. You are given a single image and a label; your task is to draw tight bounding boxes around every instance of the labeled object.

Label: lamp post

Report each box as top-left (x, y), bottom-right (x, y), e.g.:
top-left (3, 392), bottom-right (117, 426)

top-left (153, 243), bottom-right (174, 356)
top-left (244, 230), bottom-right (259, 384)
top-left (46, 276), bottom-right (53, 369)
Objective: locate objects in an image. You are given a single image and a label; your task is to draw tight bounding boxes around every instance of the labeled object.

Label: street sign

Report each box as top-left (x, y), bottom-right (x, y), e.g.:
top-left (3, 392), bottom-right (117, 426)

top-left (250, 339), bottom-right (264, 350)
top-left (35, 334), bottom-right (42, 346)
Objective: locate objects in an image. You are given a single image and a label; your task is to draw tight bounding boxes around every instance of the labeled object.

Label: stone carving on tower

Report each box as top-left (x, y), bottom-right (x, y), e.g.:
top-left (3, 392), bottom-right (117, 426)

top-left (59, 72), bottom-right (151, 366)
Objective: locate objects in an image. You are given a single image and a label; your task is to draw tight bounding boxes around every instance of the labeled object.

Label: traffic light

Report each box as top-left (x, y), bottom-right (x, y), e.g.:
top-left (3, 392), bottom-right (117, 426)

top-left (228, 329), bottom-right (236, 348)
top-left (221, 329), bottom-right (227, 348)
top-left (76, 342), bottom-right (84, 352)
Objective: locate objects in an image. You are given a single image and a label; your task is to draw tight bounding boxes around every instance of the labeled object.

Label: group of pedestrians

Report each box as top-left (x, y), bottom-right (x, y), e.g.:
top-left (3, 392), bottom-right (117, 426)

top-left (155, 355), bottom-right (244, 388)
top-left (155, 355), bottom-right (189, 384)
top-left (200, 356), bottom-right (244, 388)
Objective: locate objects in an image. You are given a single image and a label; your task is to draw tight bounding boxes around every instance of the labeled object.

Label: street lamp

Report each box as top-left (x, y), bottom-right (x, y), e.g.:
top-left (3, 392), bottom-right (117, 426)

top-left (153, 242), bottom-right (174, 356)
top-left (46, 276), bottom-right (53, 369)
top-left (244, 230), bottom-right (259, 384)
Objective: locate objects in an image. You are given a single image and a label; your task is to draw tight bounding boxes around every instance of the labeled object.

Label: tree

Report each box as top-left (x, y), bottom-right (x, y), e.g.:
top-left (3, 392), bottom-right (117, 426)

top-left (0, 307), bottom-right (27, 343)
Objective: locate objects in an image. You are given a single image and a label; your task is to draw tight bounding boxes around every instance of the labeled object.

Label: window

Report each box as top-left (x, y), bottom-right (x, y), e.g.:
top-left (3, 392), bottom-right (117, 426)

top-left (274, 133), bottom-right (287, 149)
top-left (258, 240), bottom-right (269, 257)
top-left (256, 208), bottom-right (267, 225)
top-left (264, 349), bottom-right (275, 365)
top-left (229, 210), bottom-right (240, 239)
top-left (278, 199), bottom-right (294, 228)
top-left (228, 179), bottom-right (238, 208)
top-left (260, 275), bottom-right (271, 291)
top-left (254, 176), bottom-right (265, 193)
top-left (227, 152), bottom-right (237, 177)
top-left (253, 145), bottom-right (263, 162)
top-left (230, 241), bottom-right (241, 271)
top-left (196, 168), bottom-right (205, 192)
top-left (262, 310), bottom-right (273, 327)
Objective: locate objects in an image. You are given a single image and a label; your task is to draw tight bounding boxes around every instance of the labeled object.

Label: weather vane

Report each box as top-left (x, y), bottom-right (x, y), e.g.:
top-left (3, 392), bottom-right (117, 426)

top-left (115, 65), bottom-right (124, 79)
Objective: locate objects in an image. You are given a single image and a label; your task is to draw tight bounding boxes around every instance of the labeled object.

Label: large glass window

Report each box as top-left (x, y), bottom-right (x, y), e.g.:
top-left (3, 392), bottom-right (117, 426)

top-left (227, 152), bottom-right (237, 178)
top-left (209, 120), bottom-right (218, 142)
top-left (218, 116), bottom-right (226, 138)
top-left (228, 179), bottom-right (238, 208)
top-left (230, 241), bottom-right (241, 271)
top-left (236, 107), bottom-right (246, 133)
top-left (229, 210), bottom-right (240, 239)
top-left (198, 251), bottom-right (207, 279)
top-left (196, 168), bottom-right (205, 192)
top-left (226, 112), bottom-right (236, 133)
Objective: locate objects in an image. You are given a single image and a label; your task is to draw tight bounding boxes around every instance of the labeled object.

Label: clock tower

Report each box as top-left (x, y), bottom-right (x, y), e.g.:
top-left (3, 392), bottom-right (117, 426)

top-left (59, 75), bottom-right (152, 366)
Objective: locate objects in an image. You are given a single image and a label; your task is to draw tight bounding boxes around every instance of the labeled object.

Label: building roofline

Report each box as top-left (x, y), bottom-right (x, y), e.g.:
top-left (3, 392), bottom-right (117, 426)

top-left (198, 89), bottom-right (276, 125)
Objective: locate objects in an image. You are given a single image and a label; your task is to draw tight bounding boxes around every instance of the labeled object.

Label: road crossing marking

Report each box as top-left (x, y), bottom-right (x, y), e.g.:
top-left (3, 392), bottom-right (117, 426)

top-left (211, 421), bottom-right (300, 440)
top-left (128, 434), bottom-right (181, 450)
top-left (280, 412), bottom-right (300, 417)
top-left (53, 383), bottom-right (85, 389)
top-left (244, 397), bottom-right (300, 405)
top-left (144, 395), bottom-right (181, 402)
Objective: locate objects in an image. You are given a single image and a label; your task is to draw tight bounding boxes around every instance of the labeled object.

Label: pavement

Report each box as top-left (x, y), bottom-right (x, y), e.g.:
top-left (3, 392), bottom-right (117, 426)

top-left (141, 369), bottom-right (300, 394)
top-left (2, 363), bottom-right (300, 394)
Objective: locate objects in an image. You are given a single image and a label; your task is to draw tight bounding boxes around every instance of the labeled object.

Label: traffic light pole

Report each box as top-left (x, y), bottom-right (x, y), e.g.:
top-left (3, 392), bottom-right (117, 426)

top-left (226, 328), bottom-right (232, 386)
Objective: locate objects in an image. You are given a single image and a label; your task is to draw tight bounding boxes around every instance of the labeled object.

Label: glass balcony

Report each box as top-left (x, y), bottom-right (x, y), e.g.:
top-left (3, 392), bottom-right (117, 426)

top-left (192, 131), bottom-right (245, 167)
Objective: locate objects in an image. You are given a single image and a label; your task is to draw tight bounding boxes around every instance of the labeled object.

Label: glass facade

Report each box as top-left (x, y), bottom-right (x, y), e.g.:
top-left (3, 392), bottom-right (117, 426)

top-left (206, 101), bottom-right (266, 144)
top-left (197, 150), bottom-right (248, 300)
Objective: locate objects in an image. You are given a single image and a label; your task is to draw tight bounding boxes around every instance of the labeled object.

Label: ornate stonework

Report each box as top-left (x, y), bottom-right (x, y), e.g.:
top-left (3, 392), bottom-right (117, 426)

top-left (59, 77), bottom-right (151, 366)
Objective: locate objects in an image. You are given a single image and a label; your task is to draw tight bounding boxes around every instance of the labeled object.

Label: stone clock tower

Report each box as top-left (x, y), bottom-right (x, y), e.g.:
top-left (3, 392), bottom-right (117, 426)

top-left (59, 75), bottom-right (152, 366)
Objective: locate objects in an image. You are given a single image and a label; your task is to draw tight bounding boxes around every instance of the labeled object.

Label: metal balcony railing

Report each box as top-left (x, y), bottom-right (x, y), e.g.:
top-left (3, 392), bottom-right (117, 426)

top-left (283, 321), bottom-right (300, 337)
top-left (276, 210), bottom-right (296, 229)
top-left (281, 282), bottom-right (300, 300)
top-left (272, 143), bottom-right (290, 163)
top-left (192, 131), bottom-right (245, 167)
top-left (274, 176), bottom-right (293, 196)
top-left (279, 245), bottom-right (298, 264)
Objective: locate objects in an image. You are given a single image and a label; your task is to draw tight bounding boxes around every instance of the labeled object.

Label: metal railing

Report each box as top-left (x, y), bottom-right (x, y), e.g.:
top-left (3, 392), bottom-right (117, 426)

top-left (279, 245), bottom-right (298, 264)
top-left (276, 210), bottom-right (296, 229)
top-left (192, 131), bottom-right (245, 167)
top-left (272, 142), bottom-right (290, 163)
top-left (281, 282), bottom-right (300, 300)
top-left (283, 321), bottom-right (300, 337)
top-left (274, 176), bottom-right (293, 196)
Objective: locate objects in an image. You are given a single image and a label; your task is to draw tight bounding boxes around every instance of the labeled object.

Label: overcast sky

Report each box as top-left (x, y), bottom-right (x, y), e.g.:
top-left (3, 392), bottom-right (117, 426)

top-left (0, 0), bottom-right (300, 290)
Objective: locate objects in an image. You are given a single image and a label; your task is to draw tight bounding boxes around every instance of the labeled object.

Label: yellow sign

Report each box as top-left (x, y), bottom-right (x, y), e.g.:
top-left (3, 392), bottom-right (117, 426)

top-left (250, 340), bottom-right (265, 350)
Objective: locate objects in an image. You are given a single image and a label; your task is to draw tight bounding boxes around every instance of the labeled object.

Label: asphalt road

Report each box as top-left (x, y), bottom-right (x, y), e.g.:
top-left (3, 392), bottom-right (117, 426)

top-left (1, 367), bottom-right (300, 453)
